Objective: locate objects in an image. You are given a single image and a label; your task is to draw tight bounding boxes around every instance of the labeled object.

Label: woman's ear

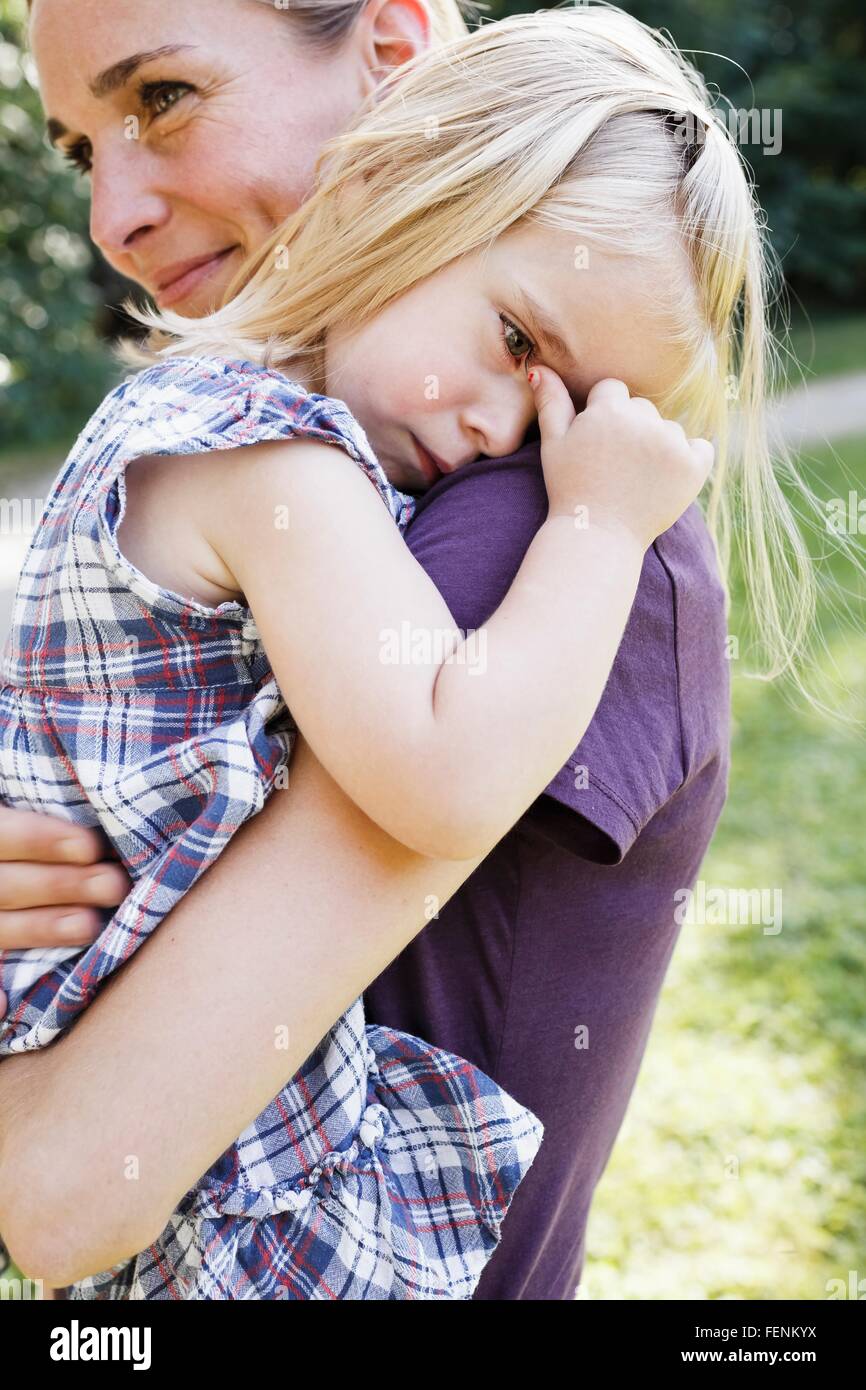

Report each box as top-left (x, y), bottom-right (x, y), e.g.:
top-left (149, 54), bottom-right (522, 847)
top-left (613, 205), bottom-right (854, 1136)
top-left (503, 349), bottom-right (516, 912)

top-left (356, 0), bottom-right (433, 98)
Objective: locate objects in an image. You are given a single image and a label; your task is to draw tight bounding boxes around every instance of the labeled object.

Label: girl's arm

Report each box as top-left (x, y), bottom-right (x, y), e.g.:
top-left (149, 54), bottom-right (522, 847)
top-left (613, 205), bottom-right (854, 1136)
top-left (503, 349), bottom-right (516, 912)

top-left (0, 737), bottom-right (487, 1285)
top-left (128, 373), bottom-right (709, 861)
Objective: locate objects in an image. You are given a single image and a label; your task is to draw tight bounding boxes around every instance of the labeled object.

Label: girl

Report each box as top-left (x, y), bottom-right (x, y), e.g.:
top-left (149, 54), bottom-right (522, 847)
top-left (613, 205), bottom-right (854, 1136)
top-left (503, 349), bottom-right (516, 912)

top-left (0, 4), bottom-right (804, 1298)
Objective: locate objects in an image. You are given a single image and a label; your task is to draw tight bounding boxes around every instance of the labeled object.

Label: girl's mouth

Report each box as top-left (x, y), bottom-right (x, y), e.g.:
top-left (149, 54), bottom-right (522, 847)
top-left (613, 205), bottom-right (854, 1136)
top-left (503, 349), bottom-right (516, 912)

top-left (410, 434), bottom-right (454, 485)
top-left (153, 246), bottom-right (241, 309)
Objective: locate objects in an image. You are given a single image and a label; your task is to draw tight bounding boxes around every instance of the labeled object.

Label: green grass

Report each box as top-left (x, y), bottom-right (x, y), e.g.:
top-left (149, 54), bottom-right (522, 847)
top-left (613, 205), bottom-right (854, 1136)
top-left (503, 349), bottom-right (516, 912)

top-left (583, 433), bottom-right (866, 1301)
top-left (785, 310), bottom-right (866, 385)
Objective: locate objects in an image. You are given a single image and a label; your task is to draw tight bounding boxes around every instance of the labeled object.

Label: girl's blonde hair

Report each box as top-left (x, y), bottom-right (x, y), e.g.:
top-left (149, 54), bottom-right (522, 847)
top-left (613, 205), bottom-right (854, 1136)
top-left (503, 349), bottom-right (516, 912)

top-left (134, 3), bottom-right (820, 689)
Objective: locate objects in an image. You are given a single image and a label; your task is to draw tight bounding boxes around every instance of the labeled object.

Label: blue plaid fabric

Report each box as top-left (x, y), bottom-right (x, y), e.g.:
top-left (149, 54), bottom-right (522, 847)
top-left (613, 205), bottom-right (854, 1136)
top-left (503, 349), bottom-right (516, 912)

top-left (0, 355), bottom-right (543, 1299)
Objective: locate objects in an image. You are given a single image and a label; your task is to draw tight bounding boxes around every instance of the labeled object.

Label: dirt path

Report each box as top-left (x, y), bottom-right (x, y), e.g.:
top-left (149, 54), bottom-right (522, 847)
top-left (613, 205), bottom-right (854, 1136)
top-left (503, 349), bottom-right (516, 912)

top-left (769, 371), bottom-right (866, 450)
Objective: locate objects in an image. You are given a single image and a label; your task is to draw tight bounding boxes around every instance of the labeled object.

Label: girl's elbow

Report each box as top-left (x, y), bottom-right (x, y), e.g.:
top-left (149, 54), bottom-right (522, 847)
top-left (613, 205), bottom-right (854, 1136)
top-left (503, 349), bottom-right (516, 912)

top-left (11, 1208), bottom-right (149, 1290)
top-left (4, 1221), bottom-right (78, 1290)
top-left (368, 753), bottom-right (502, 859)
top-left (3, 1161), bottom-right (154, 1288)
top-left (387, 799), bottom-right (499, 861)
top-left (420, 824), bottom-right (497, 861)
top-left (0, 1167), bottom-right (75, 1287)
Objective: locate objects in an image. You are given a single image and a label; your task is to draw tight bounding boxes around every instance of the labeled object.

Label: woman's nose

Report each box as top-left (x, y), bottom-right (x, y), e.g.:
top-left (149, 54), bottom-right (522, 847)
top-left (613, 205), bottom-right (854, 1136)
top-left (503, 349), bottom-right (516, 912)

top-left (88, 145), bottom-right (171, 266)
top-left (462, 376), bottom-right (537, 460)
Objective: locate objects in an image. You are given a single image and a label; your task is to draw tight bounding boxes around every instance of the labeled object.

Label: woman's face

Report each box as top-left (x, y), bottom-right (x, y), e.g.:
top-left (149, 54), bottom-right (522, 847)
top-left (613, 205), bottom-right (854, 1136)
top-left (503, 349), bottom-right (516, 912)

top-left (325, 221), bottom-right (693, 493)
top-left (30, 0), bottom-right (430, 315)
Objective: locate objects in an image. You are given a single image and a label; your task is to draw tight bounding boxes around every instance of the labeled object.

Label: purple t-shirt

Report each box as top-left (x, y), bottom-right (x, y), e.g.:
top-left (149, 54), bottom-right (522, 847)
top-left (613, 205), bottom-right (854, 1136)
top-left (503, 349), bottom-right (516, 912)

top-left (363, 440), bottom-right (730, 1300)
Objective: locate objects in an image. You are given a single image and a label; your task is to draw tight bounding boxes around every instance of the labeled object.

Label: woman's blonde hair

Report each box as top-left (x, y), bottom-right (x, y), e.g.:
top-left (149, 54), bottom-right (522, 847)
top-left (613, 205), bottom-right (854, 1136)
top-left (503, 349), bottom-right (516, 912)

top-left (27, 0), bottom-right (477, 44)
top-left (250, 0), bottom-right (475, 49)
top-left (134, 3), bottom-right (824, 691)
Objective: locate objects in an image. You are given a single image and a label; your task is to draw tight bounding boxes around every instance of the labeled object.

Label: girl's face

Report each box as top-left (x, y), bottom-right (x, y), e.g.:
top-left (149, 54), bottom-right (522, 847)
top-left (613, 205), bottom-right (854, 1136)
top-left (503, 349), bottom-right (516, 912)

top-left (325, 221), bottom-right (693, 493)
top-left (30, 0), bottom-right (430, 315)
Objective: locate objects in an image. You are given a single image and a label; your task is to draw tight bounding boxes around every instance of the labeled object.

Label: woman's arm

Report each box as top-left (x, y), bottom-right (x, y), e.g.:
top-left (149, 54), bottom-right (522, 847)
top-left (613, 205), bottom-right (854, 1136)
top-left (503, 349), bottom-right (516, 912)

top-left (0, 736), bottom-right (486, 1286)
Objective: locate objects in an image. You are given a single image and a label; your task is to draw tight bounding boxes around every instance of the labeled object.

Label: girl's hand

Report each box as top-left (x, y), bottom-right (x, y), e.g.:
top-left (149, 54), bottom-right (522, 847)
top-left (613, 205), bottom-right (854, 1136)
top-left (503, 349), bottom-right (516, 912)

top-left (529, 369), bottom-right (713, 548)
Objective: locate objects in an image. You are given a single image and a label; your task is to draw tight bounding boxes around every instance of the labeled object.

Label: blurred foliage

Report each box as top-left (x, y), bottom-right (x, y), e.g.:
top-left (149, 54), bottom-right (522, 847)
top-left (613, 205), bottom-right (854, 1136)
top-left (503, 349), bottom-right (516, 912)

top-left (493, 0), bottom-right (866, 311)
top-left (0, 0), bottom-right (116, 450)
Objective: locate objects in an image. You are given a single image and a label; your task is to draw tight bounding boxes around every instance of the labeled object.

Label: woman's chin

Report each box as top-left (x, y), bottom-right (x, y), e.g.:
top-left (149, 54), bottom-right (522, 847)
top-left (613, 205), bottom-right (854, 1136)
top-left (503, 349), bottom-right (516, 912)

top-left (155, 252), bottom-right (242, 320)
top-left (167, 284), bottom-right (232, 320)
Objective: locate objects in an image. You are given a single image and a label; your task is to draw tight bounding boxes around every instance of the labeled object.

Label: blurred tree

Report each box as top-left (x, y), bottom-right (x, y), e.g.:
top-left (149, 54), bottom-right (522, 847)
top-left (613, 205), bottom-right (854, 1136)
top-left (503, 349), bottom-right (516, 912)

top-left (491, 0), bottom-right (866, 308)
top-left (0, 0), bottom-right (117, 450)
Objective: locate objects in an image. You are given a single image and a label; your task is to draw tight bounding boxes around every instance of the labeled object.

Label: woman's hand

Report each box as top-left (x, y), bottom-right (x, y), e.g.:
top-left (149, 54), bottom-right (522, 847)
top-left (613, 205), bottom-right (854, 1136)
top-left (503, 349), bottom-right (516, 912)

top-left (0, 808), bottom-right (130, 1013)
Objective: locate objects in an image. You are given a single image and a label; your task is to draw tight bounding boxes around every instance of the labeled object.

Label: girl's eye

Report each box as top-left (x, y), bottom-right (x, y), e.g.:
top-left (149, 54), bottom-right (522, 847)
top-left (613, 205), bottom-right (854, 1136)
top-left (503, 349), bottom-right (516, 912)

top-left (498, 313), bottom-right (537, 366)
top-left (138, 80), bottom-right (195, 117)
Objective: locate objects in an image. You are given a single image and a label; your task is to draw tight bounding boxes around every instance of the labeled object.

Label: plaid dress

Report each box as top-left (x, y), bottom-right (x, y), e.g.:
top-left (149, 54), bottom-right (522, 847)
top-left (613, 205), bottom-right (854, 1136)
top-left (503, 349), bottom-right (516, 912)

top-left (0, 354), bottom-right (543, 1299)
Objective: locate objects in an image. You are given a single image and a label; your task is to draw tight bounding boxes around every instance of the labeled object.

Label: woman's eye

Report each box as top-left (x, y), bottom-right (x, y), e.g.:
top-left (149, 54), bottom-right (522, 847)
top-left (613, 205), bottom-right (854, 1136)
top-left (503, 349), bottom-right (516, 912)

top-left (62, 140), bottom-right (92, 174)
top-left (57, 81), bottom-right (192, 176)
top-left (138, 81), bottom-right (194, 117)
top-left (499, 313), bottom-right (536, 365)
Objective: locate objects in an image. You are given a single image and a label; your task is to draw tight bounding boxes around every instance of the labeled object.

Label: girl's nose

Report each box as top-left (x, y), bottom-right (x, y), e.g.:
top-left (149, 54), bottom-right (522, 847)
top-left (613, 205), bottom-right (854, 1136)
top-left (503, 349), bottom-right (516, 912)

top-left (461, 376), bottom-right (537, 460)
top-left (88, 144), bottom-right (171, 266)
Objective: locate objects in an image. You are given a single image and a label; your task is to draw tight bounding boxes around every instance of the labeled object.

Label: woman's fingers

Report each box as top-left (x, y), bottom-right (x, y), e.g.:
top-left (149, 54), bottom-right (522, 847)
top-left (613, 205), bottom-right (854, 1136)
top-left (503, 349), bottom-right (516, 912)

top-left (0, 806), bottom-right (107, 865)
top-left (0, 812), bottom-right (129, 991)
top-left (0, 860), bottom-right (130, 1011)
top-left (0, 905), bottom-right (107, 949)
top-left (0, 859), bottom-right (130, 912)
top-left (0, 886), bottom-right (123, 1016)
top-left (0, 811), bottom-right (128, 1017)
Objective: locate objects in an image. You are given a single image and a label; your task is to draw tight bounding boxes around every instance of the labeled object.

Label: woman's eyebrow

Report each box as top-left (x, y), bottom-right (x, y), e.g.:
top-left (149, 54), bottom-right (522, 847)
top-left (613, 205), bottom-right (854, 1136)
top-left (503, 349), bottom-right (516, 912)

top-left (45, 45), bottom-right (196, 146)
top-left (88, 44), bottom-right (196, 99)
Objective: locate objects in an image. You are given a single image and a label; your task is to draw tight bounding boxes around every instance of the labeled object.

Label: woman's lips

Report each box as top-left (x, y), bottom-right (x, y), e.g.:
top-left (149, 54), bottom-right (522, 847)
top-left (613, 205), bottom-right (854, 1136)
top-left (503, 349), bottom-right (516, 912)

top-left (153, 246), bottom-right (240, 309)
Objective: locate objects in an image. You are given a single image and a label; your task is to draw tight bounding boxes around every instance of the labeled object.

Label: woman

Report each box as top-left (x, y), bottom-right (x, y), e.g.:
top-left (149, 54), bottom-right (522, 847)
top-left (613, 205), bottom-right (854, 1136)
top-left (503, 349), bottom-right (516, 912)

top-left (0, 0), bottom-right (730, 1299)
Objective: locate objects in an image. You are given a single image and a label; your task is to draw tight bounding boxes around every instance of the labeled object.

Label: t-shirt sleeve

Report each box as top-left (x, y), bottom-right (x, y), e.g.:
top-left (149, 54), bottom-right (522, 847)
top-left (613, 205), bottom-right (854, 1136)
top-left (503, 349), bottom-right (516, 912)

top-left (400, 447), bottom-right (682, 864)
